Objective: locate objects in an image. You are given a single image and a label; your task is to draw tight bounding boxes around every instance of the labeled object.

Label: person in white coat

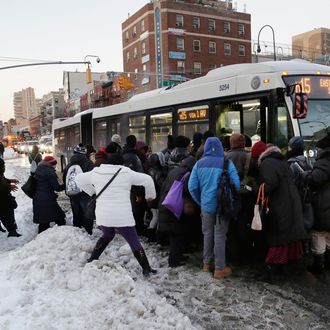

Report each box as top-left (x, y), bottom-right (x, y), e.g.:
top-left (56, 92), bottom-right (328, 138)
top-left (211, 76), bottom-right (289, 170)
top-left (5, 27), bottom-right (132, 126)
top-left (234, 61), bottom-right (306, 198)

top-left (75, 153), bottom-right (157, 276)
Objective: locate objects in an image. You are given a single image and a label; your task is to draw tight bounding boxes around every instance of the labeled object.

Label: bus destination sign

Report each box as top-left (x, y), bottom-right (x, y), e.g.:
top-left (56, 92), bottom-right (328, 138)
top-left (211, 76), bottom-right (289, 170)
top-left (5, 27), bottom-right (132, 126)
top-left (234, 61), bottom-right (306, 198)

top-left (282, 75), bottom-right (330, 98)
top-left (178, 108), bottom-right (209, 121)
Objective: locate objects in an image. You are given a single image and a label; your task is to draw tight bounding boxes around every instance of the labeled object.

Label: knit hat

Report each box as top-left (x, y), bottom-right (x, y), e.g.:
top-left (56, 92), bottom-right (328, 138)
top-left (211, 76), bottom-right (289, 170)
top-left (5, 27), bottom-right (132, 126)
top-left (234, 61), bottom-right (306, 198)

top-left (73, 143), bottom-right (86, 154)
top-left (316, 133), bottom-right (330, 149)
top-left (288, 136), bottom-right (304, 151)
top-left (43, 155), bottom-right (57, 166)
top-left (111, 134), bottom-right (121, 144)
top-left (251, 141), bottom-right (267, 159)
top-left (136, 140), bottom-right (148, 152)
top-left (230, 133), bottom-right (245, 149)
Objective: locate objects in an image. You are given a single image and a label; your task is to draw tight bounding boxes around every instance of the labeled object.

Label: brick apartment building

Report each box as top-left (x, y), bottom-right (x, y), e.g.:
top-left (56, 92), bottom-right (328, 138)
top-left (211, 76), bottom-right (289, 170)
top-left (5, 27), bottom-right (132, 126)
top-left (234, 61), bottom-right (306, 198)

top-left (292, 27), bottom-right (330, 64)
top-left (122, 0), bottom-right (251, 94)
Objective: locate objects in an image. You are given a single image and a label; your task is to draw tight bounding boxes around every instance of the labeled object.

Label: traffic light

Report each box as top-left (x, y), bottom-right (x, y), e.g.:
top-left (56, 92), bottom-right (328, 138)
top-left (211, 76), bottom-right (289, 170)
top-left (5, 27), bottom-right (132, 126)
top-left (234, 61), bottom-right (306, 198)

top-left (86, 66), bottom-right (92, 84)
top-left (118, 77), bottom-right (124, 89)
top-left (124, 78), bottom-right (134, 90)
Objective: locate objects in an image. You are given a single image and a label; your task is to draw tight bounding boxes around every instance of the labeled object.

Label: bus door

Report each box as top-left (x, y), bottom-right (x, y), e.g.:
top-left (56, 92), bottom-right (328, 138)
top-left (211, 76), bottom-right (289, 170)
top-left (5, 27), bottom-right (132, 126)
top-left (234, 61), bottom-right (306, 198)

top-left (214, 96), bottom-right (270, 147)
top-left (81, 113), bottom-right (93, 145)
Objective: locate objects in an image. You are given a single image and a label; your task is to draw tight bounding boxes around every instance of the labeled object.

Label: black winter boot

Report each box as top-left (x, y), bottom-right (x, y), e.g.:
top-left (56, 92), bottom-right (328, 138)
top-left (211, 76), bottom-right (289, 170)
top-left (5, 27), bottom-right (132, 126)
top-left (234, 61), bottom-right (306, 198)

top-left (325, 250), bottom-right (330, 271)
top-left (307, 254), bottom-right (326, 276)
top-left (87, 237), bottom-right (110, 263)
top-left (7, 230), bottom-right (22, 237)
top-left (133, 248), bottom-right (157, 277)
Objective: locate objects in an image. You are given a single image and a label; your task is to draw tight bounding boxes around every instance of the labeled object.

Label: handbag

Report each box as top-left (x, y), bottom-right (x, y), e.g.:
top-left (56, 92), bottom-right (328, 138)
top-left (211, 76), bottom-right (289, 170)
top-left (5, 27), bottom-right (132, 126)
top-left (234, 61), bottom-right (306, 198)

top-left (85, 168), bottom-right (122, 220)
top-left (21, 175), bottom-right (37, 198)
top-left (162, 172), bottom-right (190, 219)
top-left (251, 183), bottom-right (269, 231)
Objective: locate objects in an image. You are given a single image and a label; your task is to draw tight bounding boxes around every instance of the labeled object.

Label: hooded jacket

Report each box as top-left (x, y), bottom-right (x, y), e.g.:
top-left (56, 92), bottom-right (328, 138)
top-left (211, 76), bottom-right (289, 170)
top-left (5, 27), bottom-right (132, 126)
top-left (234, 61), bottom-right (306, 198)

top-left (188, 137), bottom-right (240, 214)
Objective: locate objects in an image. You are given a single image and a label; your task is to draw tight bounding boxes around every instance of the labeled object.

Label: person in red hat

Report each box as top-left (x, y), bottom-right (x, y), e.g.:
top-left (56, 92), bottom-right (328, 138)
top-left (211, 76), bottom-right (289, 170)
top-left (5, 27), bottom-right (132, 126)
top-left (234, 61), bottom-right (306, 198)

top-left (33, 155), bottom-right (66, 233)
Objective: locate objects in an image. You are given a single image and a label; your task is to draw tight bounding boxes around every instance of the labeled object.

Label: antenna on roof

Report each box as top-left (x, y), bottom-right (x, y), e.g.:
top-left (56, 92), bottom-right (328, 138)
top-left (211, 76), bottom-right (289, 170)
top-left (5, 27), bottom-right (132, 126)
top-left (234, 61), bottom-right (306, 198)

top-left (244, 3), bottom-right (246, 13)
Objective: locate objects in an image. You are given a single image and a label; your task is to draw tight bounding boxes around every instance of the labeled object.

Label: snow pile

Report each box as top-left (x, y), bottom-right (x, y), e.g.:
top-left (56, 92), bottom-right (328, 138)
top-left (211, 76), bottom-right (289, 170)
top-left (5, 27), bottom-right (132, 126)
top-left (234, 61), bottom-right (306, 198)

top-left (3, 147), bottom-right (17, 159)
top-left (0, 226), bottom-right (195, 330)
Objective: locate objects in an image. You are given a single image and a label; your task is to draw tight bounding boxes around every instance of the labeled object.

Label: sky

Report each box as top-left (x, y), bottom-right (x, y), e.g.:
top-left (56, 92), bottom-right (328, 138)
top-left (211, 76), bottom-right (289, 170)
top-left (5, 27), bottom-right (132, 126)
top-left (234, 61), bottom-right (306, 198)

top-left (0, 0), bottom-right (329, 122)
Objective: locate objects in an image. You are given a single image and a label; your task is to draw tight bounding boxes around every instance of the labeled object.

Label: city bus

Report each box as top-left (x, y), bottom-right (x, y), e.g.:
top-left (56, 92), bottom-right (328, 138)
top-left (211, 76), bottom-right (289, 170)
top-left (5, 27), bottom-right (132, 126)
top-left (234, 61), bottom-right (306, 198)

top-left (53, 59), bottom-right (330, 170)
top-left (2, 135), bottom-right (19, 150)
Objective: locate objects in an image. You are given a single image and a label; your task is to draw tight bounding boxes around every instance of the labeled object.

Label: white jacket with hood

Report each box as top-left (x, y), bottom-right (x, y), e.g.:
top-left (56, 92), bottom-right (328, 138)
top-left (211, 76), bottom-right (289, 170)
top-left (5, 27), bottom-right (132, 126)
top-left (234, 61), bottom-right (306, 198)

top-left (75, 164), bottom-right (156, 227)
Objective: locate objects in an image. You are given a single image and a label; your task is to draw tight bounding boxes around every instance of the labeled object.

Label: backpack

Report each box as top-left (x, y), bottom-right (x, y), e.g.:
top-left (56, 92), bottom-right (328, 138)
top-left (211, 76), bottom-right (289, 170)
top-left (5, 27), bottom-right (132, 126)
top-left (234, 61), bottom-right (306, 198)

top-left (217, 158), bottom-right (241, 219)
top-left (30, 154), bottom-right (38, 173)
top-left (65, 164), bottom-right (83, 196)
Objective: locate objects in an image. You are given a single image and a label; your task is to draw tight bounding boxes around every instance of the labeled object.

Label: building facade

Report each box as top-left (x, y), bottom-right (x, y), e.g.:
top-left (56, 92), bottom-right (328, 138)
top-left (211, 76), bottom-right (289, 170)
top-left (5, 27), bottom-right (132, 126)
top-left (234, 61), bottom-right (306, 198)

top-left (292, 27), bottom-right (330, 64)
top-left (122, 0), bottom-right (251, 94)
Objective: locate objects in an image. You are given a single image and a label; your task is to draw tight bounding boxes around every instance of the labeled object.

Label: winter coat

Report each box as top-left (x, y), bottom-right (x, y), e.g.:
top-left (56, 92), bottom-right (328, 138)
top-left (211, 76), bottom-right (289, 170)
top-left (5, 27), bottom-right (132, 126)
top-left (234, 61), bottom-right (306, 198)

top-left (158, 158), bottom-right (197, 235)
top-left (122, 147), bottom-right (144, 173)
top-left (167, 147), bottom-right (191, 172)
top-left (75, 164), bottom-right (156, 227)
top-left (28, 152), bottom-right (42, 166)
top-left (0, 175), bottom-right (15, 215)
top-left (259, 148), bottom-right (306, 247)
top-left (188, 137), bottom-right (240, 214)
top-left (226, 148), bottom-right (250, 179)
top-left (33, 162), bottom-right (65, 224)
top-left (0, 142), bottom-right (4, 153)
top-left (304, 148), bottom-right (330, 231)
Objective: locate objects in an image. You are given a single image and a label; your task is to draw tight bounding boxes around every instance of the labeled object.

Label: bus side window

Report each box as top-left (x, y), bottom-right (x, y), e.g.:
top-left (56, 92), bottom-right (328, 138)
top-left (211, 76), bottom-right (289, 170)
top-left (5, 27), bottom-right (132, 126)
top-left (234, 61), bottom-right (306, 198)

top-left (274, 104), bottom-right (293, 149)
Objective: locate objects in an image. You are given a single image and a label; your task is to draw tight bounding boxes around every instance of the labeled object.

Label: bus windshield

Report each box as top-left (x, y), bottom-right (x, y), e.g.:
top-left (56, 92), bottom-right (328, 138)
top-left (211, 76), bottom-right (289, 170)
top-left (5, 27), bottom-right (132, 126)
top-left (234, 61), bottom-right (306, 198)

top-left (298, 99), bottom-right (330, 159)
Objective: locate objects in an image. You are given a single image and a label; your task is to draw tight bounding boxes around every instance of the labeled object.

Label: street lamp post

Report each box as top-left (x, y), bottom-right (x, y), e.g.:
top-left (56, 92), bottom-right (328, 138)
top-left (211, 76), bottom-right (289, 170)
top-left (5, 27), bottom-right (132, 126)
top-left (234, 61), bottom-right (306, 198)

top-left (257, 25), bottom-right (276, 62)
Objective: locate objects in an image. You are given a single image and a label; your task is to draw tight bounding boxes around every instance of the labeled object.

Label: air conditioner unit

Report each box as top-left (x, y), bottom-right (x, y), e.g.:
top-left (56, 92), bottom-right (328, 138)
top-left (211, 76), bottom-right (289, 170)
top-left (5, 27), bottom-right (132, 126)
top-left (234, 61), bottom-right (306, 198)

top-left (193, 24), bottom-right (199, 29)
top-left (238, 31), bottom-right (244, 35)
top-left (209, 27), bottom-right (215, 32)
top-left (224, 28), bottom-right (229, 33)
top-left (176, 23), bottom-right (183, 27)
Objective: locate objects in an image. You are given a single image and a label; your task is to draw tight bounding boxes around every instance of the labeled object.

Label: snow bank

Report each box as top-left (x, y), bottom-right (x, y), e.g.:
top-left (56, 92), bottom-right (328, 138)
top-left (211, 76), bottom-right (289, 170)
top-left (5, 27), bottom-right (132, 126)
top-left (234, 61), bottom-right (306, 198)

top-left (3, 147), bottom-right (17, 159)
top-left (0, 226), bottom-right (195, 330)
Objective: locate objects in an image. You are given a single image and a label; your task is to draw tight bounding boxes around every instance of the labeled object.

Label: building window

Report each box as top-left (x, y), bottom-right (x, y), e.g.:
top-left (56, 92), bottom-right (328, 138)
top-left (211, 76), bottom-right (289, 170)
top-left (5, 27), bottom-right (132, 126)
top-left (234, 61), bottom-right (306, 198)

top-left (177, 61), bottom-right (185, 74)
top-left (176, 14), bottom-right (184, 27)
top-left (194, 62), bottom-right (201, 75)
top-left (238, 23), bottom-right (245, 35)
top-left (133, 47), bottom-right (137, 58)
top-left (142, 42), bottom-right (146, 55)
top-left (224, 22), bottom-right (230, 33)
top-left (239, 45), bottom-right (245, 56)
top-left (209, 64), bottom-right (217, 71)
top-left (208, 19), bottom-right (216, 32)
top-left (125, 31), bottom-right (129, 41)
top-left (224, 43), bottom-right (231, 56)
top-left (126, 51), bottom-right (130, 62)
top-left (134, 68), bottom-right (138, 80)
top-left (193, 40), bottom-right (201, 52)
top-left (176, 37), bottom-right (184, 51)
top-left (141, 19), bottom-right (145, 32)
top-left (209, 41), bottom-right (216, 54)
top-left (132, 25), bottom-right (137, 37)
top-left (142, 64), bottom-right (148, 79)
top-left (193, 17), bottom-right (200, 29)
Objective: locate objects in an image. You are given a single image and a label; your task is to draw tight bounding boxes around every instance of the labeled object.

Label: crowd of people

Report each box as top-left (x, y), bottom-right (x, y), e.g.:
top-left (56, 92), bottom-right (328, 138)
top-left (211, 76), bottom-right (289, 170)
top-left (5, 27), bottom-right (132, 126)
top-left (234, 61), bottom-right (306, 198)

top-left (1, 130), bottom-right (330, 281)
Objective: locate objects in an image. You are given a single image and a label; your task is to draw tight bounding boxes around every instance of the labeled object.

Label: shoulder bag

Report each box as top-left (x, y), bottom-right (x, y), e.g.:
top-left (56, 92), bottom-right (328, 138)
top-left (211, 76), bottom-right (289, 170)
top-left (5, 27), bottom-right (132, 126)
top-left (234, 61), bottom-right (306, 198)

top-left (85, 168), bottom-right (122, 220)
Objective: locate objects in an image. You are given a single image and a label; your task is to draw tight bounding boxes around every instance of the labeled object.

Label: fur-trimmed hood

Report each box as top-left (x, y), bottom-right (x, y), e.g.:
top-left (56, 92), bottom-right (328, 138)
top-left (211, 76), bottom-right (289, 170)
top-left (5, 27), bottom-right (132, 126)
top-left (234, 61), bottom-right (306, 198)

top-left (258, 146), bottom-right (283, 164)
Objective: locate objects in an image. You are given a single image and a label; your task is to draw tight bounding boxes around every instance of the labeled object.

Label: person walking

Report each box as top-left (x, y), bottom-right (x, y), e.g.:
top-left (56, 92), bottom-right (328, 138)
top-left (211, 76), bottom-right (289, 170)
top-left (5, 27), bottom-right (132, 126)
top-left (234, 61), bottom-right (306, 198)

top-left (28, 145), bottom-right (42, 175)
top-left (75, 153), bottom-right (157, 276)
top-left (0, 141), bottom-right (4, 159)
top-left (33, 156), bottom-right (66, 233)
top-left (0, 158), bottom-right (21, 237)
top-left (63, 144), bottom-right (94, 234)
top-left (302, 134), bottom-right (330, 276)
top-left (188, 137), bottom-right (240, 279)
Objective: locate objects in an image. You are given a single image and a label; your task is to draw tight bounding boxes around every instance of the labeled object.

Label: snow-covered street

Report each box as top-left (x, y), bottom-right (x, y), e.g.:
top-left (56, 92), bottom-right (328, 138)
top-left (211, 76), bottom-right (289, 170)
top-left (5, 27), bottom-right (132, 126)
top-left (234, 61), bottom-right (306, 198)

top-left (0, 155), bottom-right (329, 330)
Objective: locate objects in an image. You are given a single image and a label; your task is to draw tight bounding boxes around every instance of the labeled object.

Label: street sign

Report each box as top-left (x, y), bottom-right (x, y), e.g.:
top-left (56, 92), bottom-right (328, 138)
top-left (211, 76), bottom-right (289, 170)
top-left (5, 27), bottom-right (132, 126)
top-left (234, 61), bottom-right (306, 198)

top-left (163, 80), bottom-right (177, 87)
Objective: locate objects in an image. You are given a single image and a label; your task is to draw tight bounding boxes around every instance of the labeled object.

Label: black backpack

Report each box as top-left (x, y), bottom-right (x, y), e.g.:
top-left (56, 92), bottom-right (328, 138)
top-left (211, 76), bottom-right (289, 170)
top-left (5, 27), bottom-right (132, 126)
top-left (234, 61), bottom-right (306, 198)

top-left (217, 158), bottom-right (241, 219)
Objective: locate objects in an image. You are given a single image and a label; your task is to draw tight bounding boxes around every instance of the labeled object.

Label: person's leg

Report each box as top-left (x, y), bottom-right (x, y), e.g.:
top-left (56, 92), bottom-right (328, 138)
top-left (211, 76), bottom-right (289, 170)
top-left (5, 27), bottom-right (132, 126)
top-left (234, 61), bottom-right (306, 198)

top-left (70, 196), bottom-right (82, 228)
top-left (1, 210), bottom-right (21, 237)
top-left (87, 226), bottom-right (115, 262)
top-left (201, 212), bottom-right (215, 271)
top-left (168, 233), bottom-right (185, 267)
top-left (55, 218), bottom-right (66, 226)
top-left (38, 223), bottom-right (50, 234)
top-left (308, 231), bottom-right (326, 275)
top-left (214, 215), bottom-right (231, 279)
top-left (117, 226), bottom-right (156, 276)
top-left (80, 194), bottom-right (94, 235)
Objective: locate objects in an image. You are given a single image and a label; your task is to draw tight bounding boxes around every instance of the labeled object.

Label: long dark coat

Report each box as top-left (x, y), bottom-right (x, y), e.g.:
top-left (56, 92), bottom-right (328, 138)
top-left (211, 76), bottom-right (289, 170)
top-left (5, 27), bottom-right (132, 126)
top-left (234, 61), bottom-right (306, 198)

top-left (33, 162), bottom-right (65, 224)
top-left (305, 148), bottom-right (330, 231)
top-left (259, 148), bottom-right (306, 247)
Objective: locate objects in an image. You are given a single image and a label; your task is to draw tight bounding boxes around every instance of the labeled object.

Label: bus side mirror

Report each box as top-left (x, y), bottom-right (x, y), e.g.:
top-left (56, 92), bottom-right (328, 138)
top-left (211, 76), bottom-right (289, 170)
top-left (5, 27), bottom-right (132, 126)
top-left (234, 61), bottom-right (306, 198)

top-left (293, 93), bottom-right (308, 119)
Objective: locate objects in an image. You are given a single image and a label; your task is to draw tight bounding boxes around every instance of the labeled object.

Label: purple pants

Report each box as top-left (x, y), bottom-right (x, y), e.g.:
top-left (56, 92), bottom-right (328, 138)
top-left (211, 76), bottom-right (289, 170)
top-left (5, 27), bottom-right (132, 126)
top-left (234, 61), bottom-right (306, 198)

top-left (100, 226), bottom-right (142, 251)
